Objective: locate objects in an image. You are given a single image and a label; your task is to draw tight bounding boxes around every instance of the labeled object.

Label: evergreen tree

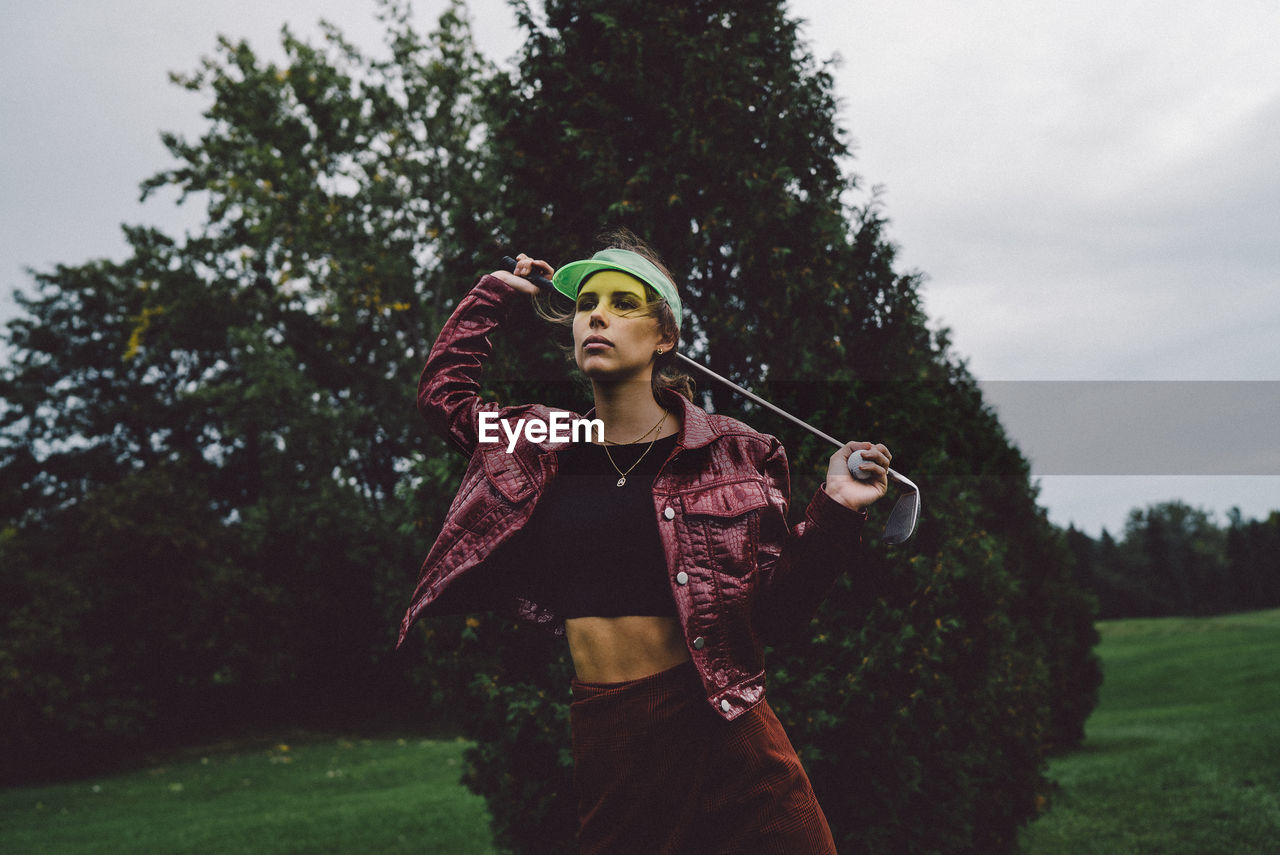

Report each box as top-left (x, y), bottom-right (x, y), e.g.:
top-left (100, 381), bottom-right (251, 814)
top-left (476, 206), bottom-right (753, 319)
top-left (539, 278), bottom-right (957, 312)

top-left (448, 1), bottom-right (1099, 852)
top-left (1076, 502), bottom-right (1275, 619)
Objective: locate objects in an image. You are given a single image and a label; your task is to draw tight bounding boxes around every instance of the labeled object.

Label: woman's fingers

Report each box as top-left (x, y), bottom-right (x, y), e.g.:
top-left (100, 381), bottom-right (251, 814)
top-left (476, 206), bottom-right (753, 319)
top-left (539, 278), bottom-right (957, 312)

top-left (826, 442), bottom-right (891, 511)
top-left (493, 252), bottom-right (554, 295)
top-left (514, 252), bottom-right (554, 280)
top-left (842, 441), bottom-right (891, 480)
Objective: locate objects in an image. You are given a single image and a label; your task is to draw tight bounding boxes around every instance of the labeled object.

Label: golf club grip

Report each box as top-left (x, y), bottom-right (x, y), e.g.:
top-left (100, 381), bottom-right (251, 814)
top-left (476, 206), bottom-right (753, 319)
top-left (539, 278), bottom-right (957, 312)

top-left (500, 256), bottom-right (555, 291)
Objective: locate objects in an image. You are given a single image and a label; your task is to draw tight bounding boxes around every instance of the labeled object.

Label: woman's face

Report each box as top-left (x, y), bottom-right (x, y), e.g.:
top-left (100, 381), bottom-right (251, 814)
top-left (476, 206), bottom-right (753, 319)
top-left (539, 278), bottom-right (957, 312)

top-left (573, 271), bottom-right (668, 381)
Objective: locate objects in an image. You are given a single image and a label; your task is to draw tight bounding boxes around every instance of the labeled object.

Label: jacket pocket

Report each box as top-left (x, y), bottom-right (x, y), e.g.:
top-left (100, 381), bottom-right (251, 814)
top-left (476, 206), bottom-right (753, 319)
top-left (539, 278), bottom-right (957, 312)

top-left (444, 471), bottom-right (508, 536)
top-left (478, 442), bottom-right (537, 504)
top-left (680, 480), bottom-right (768, 577)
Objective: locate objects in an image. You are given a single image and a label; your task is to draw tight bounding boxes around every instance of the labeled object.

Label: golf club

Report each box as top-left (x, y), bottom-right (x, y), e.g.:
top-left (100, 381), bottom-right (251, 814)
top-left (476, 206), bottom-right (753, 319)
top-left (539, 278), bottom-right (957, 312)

top-left (499, 256), bottom-right (921, 544)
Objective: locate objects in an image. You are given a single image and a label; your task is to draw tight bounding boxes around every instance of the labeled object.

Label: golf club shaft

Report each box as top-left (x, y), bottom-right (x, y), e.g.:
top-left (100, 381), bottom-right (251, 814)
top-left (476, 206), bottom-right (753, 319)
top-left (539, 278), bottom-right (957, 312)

top-left (675, 354), bottom-right (840, 444)
top-left (674, 353), bottom-right (914, 490)
top-left (497, 255), bottom-right (917, 492)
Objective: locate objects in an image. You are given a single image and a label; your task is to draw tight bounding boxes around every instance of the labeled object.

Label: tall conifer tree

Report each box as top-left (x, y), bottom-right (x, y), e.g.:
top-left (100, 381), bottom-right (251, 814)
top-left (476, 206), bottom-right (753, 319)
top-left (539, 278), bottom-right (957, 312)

top-left (453, 2), bottom-right (1100, 852)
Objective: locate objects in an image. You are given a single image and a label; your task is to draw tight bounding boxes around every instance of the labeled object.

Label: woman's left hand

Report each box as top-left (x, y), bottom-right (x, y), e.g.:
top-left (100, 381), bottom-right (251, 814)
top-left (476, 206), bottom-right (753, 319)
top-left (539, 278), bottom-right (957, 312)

top-left (825, 441), bottom-right (892, 512)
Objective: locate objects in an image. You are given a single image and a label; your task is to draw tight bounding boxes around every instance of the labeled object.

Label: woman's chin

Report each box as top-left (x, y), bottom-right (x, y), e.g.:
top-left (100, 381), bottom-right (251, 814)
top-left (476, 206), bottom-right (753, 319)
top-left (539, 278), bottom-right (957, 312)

top-left (579, 352), bottom-right (617, 374)
top-left (580, 363), bottom-right (647, 385)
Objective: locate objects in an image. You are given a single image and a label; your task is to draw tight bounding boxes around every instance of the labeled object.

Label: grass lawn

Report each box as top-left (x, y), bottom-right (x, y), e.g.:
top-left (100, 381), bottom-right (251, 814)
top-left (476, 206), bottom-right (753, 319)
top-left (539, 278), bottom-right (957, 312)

top-left (0, 734), bottom-right (497, 855)
top-left (1022, 608), bottom-right (1280, 855)
top-left (7, 609), bottom-right (1279, 854)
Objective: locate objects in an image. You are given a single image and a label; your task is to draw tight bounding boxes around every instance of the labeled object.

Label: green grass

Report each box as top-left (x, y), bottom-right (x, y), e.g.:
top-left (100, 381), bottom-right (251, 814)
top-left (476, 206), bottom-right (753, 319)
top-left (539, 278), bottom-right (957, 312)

top-left (0, 735), bottom-right (498, 855)
top-left (8, 611), bottom-right (1279, 854)
top-left (1022, 608), bottom-right (1280, 855)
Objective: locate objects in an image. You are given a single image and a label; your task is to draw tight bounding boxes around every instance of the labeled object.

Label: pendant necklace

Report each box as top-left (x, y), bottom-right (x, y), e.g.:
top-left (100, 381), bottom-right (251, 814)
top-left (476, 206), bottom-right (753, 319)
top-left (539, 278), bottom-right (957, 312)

top-left (602, 410), bottom-right (667, 487)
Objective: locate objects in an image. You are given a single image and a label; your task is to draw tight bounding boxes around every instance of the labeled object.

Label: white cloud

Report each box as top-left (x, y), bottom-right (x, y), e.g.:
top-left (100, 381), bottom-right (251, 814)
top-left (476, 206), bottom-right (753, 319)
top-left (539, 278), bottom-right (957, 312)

top-left (793, 0), bottom-right (1280, 386)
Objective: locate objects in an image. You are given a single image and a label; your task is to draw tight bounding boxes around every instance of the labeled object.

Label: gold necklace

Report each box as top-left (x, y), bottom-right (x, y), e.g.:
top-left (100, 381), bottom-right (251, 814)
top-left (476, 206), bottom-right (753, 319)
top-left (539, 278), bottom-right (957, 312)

top-left (602, 409), bottom-right (668, 446)
top-left (602, 411), bottom-right (667, 487)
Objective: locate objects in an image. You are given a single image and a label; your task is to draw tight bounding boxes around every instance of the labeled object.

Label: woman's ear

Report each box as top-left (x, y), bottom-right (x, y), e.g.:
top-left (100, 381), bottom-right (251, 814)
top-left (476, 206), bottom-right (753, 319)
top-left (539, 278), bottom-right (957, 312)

top-left (657, 320), bottom-right (679, 353)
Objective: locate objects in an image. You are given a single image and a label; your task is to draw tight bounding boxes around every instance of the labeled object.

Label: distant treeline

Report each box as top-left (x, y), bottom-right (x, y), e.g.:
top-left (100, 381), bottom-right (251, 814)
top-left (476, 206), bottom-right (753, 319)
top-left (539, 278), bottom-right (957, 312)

top-left (1064, 502), bottom-right (1280, 619)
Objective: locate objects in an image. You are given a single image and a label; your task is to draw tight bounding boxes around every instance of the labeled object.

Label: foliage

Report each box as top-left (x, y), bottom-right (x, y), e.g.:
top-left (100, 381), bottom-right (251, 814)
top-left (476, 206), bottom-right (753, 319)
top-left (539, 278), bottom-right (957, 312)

top-left (0, 1), bottom-right (489, 778)
top-left (0, 1), bottom-right (1103, 853)
top-left (1067, 501), bottom-right (1280, 619)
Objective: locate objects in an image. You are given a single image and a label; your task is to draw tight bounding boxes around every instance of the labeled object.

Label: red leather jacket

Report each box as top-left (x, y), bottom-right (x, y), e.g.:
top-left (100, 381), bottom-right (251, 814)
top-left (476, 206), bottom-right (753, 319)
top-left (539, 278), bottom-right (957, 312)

top-left (399, 274), bottom-right (874, 720)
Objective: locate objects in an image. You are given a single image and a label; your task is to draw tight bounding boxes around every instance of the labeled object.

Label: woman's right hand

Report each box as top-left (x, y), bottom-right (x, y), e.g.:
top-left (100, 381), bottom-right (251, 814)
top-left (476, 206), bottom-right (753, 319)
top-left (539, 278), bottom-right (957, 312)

top-left (491, 253), bottom-right (554, 296)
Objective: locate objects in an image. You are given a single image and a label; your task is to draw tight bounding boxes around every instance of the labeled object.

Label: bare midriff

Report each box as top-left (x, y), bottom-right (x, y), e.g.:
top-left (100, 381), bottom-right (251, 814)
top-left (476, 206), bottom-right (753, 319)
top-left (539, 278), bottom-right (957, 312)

top-left (566, 615), bottom-right (691, 683)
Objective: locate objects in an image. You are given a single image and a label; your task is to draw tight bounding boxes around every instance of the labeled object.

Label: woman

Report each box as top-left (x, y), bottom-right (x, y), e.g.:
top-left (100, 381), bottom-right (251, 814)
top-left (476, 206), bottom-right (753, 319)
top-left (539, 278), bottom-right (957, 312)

top-left (398, 234), bottom-right (893, 854)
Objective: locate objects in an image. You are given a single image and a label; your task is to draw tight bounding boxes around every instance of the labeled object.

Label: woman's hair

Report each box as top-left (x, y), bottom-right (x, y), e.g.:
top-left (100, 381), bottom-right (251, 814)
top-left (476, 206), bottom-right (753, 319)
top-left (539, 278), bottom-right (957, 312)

top-left (536, 228), bottom-right (695, 404)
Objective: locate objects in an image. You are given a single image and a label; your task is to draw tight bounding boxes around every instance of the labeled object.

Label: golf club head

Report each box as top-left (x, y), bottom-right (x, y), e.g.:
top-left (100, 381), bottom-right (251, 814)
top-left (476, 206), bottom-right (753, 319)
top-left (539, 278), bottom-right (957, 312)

top-left (881, 490), bottom-right (921, 545)
top-left (850, 458), bottom-right (921, 545)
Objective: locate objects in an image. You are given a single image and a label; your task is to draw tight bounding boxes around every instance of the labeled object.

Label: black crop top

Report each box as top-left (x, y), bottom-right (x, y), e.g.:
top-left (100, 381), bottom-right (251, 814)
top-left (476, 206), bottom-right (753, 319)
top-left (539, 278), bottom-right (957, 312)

top-left (523, 433), bottom-right (679, 619)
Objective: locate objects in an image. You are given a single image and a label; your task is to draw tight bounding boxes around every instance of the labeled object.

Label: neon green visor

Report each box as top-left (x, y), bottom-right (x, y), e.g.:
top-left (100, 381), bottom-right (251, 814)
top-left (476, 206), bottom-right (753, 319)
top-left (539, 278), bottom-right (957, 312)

top-left (552, 248), bottom-right (682, 329)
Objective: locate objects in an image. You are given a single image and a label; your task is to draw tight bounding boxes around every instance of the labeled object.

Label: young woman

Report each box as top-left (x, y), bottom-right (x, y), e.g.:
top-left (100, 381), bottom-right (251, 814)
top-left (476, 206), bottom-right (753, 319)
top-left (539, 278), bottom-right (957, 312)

top-left (397, 234), bottom-right (893, 854)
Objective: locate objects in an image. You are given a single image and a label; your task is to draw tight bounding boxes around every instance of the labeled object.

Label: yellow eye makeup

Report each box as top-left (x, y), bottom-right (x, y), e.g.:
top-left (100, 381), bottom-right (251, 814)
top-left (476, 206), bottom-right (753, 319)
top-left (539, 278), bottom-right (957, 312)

top-left (577, 270), bottom-right (650, 316)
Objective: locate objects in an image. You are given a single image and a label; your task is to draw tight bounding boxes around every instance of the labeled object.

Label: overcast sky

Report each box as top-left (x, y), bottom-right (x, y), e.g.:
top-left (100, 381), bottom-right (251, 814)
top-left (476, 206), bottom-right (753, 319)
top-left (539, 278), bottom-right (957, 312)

top-left (2, 0), bottom-right (1277, 535)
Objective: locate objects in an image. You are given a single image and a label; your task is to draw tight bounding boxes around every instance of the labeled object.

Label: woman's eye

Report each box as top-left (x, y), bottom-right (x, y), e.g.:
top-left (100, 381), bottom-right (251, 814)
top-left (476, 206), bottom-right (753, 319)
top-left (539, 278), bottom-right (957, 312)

top-left (615, 298), bottom-right (638, 310)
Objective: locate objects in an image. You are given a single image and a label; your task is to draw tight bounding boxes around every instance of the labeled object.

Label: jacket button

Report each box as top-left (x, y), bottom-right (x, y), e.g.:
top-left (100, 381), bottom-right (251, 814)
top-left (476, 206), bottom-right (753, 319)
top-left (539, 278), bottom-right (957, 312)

top-left (692, 636), bottom-right (705, 650)
top-left (676, 571), bottom-right (689, 585)
top-left (663, 507), bottom-right (675, 520)
top-left (720, 699), bottom-right (732, 713)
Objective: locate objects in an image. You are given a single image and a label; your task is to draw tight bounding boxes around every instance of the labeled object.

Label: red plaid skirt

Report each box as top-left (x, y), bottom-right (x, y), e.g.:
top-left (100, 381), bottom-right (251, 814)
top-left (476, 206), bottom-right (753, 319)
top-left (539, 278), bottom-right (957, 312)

top-left (570, 661), bottom-right (837, 855)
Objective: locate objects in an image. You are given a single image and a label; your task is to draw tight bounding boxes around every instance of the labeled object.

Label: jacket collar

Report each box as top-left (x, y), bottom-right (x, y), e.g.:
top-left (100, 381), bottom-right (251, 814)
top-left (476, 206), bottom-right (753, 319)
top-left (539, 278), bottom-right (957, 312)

top-left (661, 387), bottom-right (719, 450)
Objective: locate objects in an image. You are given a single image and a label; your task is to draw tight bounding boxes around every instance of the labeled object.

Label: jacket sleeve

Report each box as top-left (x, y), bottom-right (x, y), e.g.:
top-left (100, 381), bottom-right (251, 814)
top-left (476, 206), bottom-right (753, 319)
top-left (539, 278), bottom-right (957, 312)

top-left (752, 437), bottom-right (878, 644)
top-left (418, 274), bottom-right (525, 456)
